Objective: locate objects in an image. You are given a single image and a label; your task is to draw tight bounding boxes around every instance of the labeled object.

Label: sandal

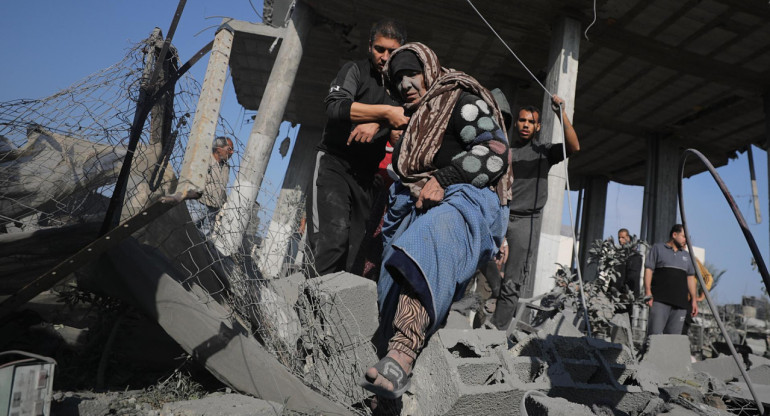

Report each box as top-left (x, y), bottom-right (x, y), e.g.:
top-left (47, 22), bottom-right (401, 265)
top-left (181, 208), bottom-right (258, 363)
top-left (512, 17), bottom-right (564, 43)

top-left (359, 356), bottom-right (411, 399)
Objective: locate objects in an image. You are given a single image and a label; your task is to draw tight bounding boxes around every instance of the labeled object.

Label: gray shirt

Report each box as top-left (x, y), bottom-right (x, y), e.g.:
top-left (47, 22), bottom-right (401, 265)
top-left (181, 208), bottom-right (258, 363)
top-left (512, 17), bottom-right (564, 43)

top-left (200, 156), bottom-right (229, 209)
top-left (508, 139), bottom-right (566, 215)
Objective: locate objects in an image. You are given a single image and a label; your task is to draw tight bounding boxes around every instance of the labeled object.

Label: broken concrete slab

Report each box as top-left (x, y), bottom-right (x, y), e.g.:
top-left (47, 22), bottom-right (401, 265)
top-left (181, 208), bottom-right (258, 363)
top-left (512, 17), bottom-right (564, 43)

top-left (159, 393), bottom-right (283, 416)
top-left (748, 353), bottom-right (770, 369)
top-left (747, 364), bottom-right (770, 385)
top-left (719, 382), bottom-right (770, 408)
top-left (640, 335), bottom-right (692, 382)
top-left (692, 355), bottom-right (744, 383)
top-left (443, 310), bottom-right (473, 329)
top-left (522, 392), bottom-right (595, 416)
top-left (108, 238), bottom-right (352, 415)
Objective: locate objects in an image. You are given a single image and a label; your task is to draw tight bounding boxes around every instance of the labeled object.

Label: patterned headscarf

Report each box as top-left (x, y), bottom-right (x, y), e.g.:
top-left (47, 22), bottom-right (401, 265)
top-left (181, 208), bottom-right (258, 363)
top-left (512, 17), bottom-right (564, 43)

top-left (385, 42), bottom-right (513, 205)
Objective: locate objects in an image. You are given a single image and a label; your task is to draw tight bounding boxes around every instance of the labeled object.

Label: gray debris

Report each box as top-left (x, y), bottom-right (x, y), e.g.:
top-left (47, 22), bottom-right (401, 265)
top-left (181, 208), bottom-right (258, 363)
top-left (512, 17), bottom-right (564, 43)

top-left (692, 355), bottom-right (744, 383)
top-left (160, 393), bottom-right (283, 416)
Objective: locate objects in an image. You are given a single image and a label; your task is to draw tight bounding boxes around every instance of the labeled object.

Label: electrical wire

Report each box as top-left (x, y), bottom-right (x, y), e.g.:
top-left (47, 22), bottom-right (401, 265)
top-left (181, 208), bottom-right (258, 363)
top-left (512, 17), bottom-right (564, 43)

top-left (584, 0), bottom-right (598, 41)
top-left (465, 0), bottom-right (552, 97)
top-left (679, 148), bottom-right (768, 414)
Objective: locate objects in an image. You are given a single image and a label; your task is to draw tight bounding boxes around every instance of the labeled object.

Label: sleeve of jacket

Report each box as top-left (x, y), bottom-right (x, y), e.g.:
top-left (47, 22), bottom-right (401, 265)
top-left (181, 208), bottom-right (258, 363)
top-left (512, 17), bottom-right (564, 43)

top-left (324, 62), bottom-right (361, 123)
top-left (433, 93), bottom-right (510, 189)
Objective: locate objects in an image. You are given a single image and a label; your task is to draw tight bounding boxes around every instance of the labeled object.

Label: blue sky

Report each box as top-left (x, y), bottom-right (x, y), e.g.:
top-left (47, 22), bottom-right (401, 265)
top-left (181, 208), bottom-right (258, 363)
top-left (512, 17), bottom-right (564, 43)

top-left (2, 1), bottom-right (767, 305)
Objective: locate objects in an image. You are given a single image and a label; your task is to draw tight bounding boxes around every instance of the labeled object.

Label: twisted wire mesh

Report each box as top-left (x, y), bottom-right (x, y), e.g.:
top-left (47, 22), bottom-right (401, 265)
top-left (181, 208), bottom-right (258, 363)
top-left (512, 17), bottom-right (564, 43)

top-left (0, 32), bottom-right (376, 413)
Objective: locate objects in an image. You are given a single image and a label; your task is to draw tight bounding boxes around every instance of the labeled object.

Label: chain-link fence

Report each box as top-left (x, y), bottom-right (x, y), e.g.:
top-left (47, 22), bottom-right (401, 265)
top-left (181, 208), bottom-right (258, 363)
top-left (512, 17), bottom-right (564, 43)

top-left (0, 31), bottom-right (376, 414)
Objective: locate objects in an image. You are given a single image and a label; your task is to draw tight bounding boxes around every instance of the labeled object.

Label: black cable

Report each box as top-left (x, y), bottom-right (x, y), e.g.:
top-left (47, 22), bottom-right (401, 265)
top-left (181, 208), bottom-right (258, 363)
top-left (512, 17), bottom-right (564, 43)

top-left (678, 148), bottom-right (767, 414)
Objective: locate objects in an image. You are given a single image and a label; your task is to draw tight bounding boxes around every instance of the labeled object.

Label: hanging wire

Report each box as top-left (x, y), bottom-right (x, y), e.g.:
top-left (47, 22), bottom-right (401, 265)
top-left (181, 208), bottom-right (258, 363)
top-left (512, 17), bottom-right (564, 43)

top-left (465, 0), bottom-right (552, 97)
top-left (584, 0), bottom-right (598, 41)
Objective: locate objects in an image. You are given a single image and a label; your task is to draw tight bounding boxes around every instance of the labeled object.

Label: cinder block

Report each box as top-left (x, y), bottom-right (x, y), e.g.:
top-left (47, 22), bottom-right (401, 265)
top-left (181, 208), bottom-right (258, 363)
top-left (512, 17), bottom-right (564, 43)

top-left (406, 328), bottom-right (534, 416)
top-left (301, 272), bottom-right (379, 340)
top-left (296, 272), bottom-right (379, 404)
top-left (523, 393), bottom-right (595, 416)
top-left (640, 335), bottom-right (692, 381)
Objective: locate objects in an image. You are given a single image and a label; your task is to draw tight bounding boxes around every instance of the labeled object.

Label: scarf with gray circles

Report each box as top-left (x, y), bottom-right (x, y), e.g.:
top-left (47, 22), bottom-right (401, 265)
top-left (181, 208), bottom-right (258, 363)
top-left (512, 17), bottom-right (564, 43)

top-left (385, 42), bottom-right (514, 205)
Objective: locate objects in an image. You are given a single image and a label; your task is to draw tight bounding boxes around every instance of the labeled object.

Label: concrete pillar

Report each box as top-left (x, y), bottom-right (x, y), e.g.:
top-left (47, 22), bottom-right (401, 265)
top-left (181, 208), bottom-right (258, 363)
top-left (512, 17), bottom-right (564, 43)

top-left (764, 93), bottom-right (770, 259)
top-left (532, 16), bottom-right (581, 298)
top-left (578, 175), bottom-right (608, 273)
top-left (256, 125), bottom-right (320, 278)
top-left (645, 135), bottom-right (679, 244)
top-left (178, 28), bottom-right (234, 194)
top-left (213, 2), bottom-right (311, 256)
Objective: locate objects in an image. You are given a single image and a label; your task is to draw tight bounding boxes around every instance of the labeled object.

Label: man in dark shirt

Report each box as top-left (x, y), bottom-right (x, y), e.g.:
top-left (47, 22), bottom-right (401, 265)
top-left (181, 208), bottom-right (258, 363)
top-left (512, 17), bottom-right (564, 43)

top-left (490, 99), bottom-right (580, 330)
top-left (613, 228), bottom-right (643, 296)
top-left (644, 224), bottom-right (698, 335)
top-left (307, 19), bottom-right (408, 276)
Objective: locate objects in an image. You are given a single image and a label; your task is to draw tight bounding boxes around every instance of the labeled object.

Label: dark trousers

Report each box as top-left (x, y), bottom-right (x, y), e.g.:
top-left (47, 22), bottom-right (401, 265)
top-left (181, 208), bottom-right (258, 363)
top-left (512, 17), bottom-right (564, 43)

top-left (491, 211), bottom-right (542, 330)
top-left (306, 152), bottom-right (375, 276)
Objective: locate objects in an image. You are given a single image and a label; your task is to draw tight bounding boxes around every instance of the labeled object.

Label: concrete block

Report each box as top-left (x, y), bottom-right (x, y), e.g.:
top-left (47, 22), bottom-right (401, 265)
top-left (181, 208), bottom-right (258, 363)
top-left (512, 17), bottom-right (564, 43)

top-left (587, 336), bottom-right (636, 365)
top-left (549, 386), bottom-right (655, 415)
top-left (692, 355), bottom-right (743, 382)
top-left (443, 310), bottom-right (473, 329)
top-left (747, 364), bottom-right (770, 385)
top-left (406, 328), bottom-right (532, 416)
top-left (160, 394), bottom-right (283, 415)
top-left (440, 328), bottom-right (507, 357)
top-left (721, 382), bottom-right (770, 407)
top-left (269, 271), bottom-right (305, 307)
top-left (535, 312), bottom-right (583, 338)
top-left (509, 334), bottom-right (549, 360)
top-left (501, 356), bottom-right (550, 385)
top-left (302, 272), bottom-right (379, 340)
top-left (640, 335), bottom-right (692, 381)
top-left (523, 393), bottom-right (595, 416)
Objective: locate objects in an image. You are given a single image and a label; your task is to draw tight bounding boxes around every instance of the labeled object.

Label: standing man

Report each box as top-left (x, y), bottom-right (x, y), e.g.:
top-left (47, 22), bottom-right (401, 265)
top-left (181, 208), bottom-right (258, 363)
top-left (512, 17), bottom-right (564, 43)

top-left (197, 136), bottom-right (233, 234)
top-left (613, 228), bottom-right (644, 295)
top-left (490, 100), bottom-right (580, 330)
top-left (644, 224), bottom-right (698, 335)
top-left (307, 18), bottom-right (408, 276)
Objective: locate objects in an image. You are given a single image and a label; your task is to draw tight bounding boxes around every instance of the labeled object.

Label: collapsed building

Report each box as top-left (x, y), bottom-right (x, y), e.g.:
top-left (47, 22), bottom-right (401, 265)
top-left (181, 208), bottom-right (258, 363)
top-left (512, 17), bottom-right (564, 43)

top-left (3, 0), bottom-right (770, 415)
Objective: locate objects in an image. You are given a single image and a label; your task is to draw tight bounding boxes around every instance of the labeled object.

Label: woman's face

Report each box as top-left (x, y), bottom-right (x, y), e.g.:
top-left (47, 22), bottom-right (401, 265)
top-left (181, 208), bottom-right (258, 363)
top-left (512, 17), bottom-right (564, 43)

top-left (396, 70), bottom-right (427, 104)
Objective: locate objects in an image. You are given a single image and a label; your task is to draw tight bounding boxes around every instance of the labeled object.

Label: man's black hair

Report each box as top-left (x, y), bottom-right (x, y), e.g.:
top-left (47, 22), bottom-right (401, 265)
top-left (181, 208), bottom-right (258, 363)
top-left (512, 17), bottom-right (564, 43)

top-left (517, 105), bottom-right (542, 124)
top-left (670, 224), bottom-right (684, 238)
top-left (369, 18), bottom-right (407, 45)
top-left (618, 228), bottom-right (630, 235)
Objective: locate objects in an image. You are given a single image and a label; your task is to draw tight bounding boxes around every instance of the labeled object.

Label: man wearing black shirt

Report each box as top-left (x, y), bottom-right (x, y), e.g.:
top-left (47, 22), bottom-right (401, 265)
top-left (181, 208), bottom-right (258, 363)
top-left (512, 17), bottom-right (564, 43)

top-left (307, 19), bottom-right (408, 275)
top-left (644, 224), bottom-right (698, 335)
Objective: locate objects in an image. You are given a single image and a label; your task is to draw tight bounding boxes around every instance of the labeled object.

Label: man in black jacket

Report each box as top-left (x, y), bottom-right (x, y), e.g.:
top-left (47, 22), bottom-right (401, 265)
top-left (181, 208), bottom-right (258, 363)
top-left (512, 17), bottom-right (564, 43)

top-left (307, 19), bottom-right (408, 276)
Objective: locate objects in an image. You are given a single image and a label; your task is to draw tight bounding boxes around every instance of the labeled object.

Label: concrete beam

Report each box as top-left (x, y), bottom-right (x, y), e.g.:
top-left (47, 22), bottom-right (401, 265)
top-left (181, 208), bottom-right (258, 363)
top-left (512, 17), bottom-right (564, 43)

top-left (213, 2), bottom-right (311, 256)
top-left (178, 28), bottom-right (234, 194)
top-left (533, 16), bottom-right (580, 298)
top-left (590, 21), bottom-right (765, 93)
top-left (256, 125), bottom-right (319, 278)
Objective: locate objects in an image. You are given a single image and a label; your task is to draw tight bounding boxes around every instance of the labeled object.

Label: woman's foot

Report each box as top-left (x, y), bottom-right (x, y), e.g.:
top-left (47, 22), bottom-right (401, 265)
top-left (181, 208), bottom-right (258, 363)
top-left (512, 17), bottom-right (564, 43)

top-left (360, 349), bottom-right (414, 399)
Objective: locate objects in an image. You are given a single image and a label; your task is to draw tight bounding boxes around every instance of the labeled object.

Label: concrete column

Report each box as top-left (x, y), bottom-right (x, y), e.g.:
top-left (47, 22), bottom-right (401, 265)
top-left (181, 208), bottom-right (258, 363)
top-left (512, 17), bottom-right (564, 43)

top-left (646, 135), bottom-right (679, 244)
top-left (764, 93), bottom-right (770, 257)
top-left (256, 125), bottom-right (320, 278)
top-left (178, 28), bottom-right (234, 193)
top-left (213, 2), bottom-right (311, 256)
top-left (578, 175), bottom-right (608, 273)
top-left (532, 16), bottom-right (581, 297)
